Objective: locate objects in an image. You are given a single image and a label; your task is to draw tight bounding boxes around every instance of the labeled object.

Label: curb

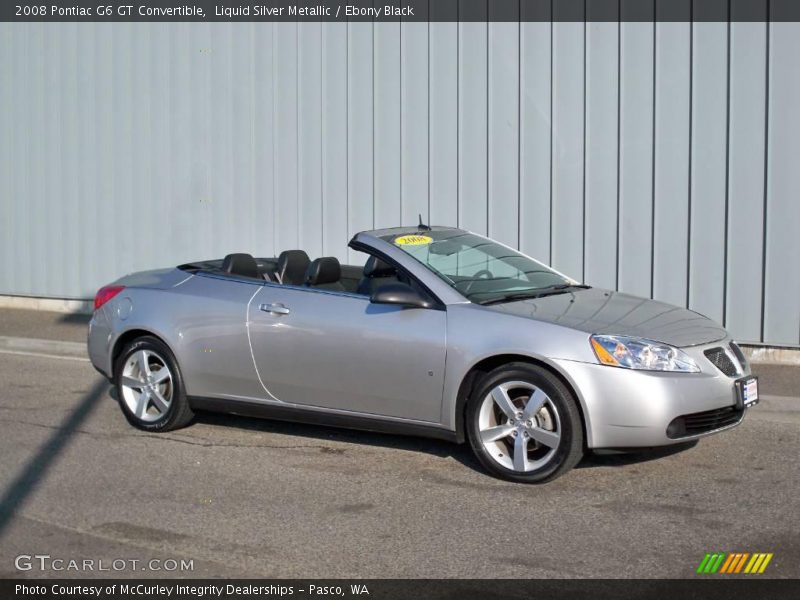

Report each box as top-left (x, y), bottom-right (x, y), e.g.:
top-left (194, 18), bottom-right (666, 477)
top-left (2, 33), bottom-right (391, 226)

top-left (0, 294), bottom-right (93, 314)
top-left (742, 346), bottom-right (800, 367)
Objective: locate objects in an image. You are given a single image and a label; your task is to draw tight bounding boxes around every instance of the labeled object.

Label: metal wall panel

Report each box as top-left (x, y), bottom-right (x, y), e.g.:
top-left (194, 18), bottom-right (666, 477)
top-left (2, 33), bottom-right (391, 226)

top-left (518, 20), bottom-right (552, 264)
top-left (550, 20), bottom-right (584, 279)
top-left (428, 19), bottom-right (458, 226)
top-left (726, 22), bottom-right (767, 341)
top-left (763, 23), bottom-right (800, 345)
top-left (274, 24), bottom-right (299, 253)
top-left (689, 19), bottom-right (728, 325)
top-left (584, 21), bottom-right (619, 290)
top-left (35, 27), bottom-right (55, 296)
top-left (457, 20), bottom-right (487, 234)
top-left (346, 23), bottom-right (373, 263)
top-left (0, 19), bottom-right (798, 347)
top-left (254, 23), bottom-right (277, 259)
top-left (298, 22), bottom-right (324, 259)
top-left (618, 21), bottom-right (654, 299)
top-left (320, 23), bottom-right (348, 263)
top-left (487, 20), bottom-right (519, 249)
top-left (653, 21), bottom-right (691, 308)
top-left (401, 22), bottom-right (430, 227)
top-left (373, 22), bottom-right (401, 229)
top-left (0, 28), bottom-right (12, 294)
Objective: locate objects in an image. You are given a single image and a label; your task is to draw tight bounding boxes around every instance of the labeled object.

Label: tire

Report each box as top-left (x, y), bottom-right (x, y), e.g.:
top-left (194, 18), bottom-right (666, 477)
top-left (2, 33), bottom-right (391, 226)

top-left (466, 362), bottom-right (584, 483)
top-left (114, 335), bottom-right (194, 432)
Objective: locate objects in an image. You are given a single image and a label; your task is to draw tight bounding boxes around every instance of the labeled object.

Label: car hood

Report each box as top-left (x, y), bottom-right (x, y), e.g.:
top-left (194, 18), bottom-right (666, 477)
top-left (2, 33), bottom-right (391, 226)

top-left (482, 288), bottom-right (727, 348)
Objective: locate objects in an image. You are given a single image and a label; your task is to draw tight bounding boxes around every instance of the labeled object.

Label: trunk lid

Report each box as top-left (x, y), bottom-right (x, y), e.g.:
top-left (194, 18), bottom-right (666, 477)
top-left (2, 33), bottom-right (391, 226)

top-left (112, 267), bottom-right (192, 290)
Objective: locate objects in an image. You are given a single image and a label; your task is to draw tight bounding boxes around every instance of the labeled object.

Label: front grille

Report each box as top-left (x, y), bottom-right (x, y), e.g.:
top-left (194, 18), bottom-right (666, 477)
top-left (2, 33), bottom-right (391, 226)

top-left (729, 342), bottom-right (748, 369)
top-left (667, 406), bottom-right (744, 439)
top-left (704, 347), bottom-right (739, 377)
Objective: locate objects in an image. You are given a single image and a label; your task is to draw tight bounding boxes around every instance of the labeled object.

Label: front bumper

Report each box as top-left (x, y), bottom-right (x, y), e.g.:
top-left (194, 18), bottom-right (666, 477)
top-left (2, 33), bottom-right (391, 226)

top-left (555, 340), bottom-right (752, 449)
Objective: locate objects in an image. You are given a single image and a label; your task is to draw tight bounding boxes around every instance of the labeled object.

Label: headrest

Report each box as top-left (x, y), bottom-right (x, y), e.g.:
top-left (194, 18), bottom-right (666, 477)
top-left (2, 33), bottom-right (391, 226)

top-left (277, 250), bottom-right (311, 285)
top-left (305, 257), bottom-right (341, 286)
top-left (221, 253), bottom-right (260, 279)
top-left (363, 256), bottom-right (395, 278)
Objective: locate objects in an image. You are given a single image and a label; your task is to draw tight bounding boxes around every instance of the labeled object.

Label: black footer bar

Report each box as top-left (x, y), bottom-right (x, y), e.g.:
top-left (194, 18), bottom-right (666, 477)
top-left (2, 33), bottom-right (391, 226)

top-left (3, 579), bottom-right (799, 600)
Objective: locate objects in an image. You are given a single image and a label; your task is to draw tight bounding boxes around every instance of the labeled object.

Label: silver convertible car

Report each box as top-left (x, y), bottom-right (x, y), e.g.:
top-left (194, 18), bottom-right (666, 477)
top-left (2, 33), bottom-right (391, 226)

top-left (88, 226), bottom-right (758, 482)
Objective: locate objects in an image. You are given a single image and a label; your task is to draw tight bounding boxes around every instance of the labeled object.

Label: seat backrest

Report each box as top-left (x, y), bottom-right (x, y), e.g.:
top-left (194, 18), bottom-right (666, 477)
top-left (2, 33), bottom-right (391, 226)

top-left (363, 255), bottom-right (395, 278)
top-left (304, 257), bottom-right (344, 290)
top-left (277, 250), bottom-right (311, 285)
top-left (221, 253), bottom-right (260, 279)
top-left (357, 255), bottom-right (398, 296)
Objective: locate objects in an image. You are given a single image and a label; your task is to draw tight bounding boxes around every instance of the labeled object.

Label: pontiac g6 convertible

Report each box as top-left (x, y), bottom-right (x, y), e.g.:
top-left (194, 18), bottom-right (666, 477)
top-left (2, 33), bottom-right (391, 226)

top-left (88, 226), bottom-right (758, 482)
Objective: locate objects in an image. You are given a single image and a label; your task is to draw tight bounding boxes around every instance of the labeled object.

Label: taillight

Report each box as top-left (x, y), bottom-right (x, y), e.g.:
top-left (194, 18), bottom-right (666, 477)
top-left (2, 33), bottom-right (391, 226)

top-left (94, 285), bottom-right (125, 311)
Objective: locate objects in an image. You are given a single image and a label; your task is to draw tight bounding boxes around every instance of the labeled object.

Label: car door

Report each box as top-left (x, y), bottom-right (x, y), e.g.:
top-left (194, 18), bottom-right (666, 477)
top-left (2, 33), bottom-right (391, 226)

top-left (169, 273), bottom-right (268, 402)
top-left (247, 284), bottom-right (447, 423)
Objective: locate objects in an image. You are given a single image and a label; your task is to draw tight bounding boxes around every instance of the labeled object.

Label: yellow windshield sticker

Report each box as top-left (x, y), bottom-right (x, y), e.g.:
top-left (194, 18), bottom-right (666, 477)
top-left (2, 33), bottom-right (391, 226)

top-left (394, 234), bottom-right (433, 246)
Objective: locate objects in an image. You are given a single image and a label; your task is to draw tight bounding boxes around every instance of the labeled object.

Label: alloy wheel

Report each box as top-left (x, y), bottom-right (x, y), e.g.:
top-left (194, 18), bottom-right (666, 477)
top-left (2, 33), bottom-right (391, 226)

top-left (120, 349), bottom-right (173, 423)
top-left (477, 380), bottom-right (562, 472)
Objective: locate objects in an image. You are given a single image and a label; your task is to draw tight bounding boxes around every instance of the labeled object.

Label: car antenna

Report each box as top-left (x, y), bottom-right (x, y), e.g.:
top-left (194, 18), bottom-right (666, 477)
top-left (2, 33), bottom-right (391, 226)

top-left (418, 214), bottom-right (431, 231)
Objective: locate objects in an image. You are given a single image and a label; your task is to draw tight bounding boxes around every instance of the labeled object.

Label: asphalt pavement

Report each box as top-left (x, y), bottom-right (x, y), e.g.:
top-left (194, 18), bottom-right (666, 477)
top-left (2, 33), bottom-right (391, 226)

top-left (0, 310), bottom-right (798, 579)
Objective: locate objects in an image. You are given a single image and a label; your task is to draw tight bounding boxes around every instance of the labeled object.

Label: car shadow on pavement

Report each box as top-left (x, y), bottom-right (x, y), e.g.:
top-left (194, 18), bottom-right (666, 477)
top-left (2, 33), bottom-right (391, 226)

top-left (193, 411), bottom-right (699, 475)
top-left (193, 411), bottom-right (483, 471)
top-left (57, 313), bottom-right (91, 325)
top-left (578, 441), bottom-right (699, 468)
top-left (0, 379), bottom-right (108, 538)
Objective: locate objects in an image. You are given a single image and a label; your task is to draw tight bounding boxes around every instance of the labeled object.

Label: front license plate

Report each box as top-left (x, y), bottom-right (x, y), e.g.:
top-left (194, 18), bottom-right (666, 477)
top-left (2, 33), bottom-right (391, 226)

top-left (736, 376), bottom-right (759, 408)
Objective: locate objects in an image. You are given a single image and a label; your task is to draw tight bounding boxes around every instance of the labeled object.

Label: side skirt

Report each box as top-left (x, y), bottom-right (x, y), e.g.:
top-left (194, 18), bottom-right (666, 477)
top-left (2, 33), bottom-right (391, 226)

top-left (188, 397), bottom-right (460, 443)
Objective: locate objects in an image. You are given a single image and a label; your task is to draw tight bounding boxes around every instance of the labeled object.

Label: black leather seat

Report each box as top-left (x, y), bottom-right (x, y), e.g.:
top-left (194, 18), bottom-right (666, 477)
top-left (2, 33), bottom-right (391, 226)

top-left (304, 257), bottom-right (345, 291)
top-left (357, 256), bottom-right (397, 296)
top-left (221, 253), bottom-right (260, 279)
top-left (277, 250), bottom-right (311, 286)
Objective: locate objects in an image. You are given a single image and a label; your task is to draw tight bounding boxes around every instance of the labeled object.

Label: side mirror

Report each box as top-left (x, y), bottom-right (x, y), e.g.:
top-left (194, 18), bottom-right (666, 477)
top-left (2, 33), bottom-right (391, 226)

top-left (370, 282), bottom-right (434, 309)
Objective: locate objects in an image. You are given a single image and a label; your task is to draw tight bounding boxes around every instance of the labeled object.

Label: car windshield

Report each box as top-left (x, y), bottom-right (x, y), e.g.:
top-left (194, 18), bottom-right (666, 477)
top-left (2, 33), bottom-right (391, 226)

top-left (381, 230), bottom-right (584, 304)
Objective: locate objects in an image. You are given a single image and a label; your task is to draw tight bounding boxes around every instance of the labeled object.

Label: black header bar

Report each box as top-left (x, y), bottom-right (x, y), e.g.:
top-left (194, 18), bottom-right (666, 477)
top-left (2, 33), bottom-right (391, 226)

top-left (1, 0), bottom-right (796, 22)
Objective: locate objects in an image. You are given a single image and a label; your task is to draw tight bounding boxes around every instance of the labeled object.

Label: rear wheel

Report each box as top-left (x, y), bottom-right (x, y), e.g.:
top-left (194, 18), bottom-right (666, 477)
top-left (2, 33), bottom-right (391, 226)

top-left (466, 362), bottom-right (584, 483)
top-left (114, 336), bottom-right (193, 432)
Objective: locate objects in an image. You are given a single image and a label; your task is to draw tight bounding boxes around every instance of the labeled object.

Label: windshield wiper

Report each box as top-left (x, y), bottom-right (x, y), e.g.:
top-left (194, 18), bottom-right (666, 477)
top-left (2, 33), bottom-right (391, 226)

top-left (477, 284), bottom-right (591, 306)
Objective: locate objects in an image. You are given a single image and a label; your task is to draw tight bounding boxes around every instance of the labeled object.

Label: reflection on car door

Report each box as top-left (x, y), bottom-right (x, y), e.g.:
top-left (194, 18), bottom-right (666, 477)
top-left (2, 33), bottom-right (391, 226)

top-left (247, 285), bottom-right (447, 423)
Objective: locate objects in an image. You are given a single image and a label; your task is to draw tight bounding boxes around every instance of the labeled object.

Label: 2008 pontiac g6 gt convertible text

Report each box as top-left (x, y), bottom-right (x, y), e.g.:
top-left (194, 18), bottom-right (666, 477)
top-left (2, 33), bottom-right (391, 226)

top-left (88, 226), bottom-right (759, 483)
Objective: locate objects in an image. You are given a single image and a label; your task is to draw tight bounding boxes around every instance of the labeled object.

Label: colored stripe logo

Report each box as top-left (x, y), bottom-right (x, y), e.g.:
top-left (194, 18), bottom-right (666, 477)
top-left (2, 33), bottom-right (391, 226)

top-left (697, 552), bottom-right (773, 574)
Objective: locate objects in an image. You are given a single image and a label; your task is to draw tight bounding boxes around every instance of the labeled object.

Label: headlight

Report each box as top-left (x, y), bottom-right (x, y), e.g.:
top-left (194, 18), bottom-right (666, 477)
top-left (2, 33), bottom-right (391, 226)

top-left (590, 335), bottom-right (700, 373)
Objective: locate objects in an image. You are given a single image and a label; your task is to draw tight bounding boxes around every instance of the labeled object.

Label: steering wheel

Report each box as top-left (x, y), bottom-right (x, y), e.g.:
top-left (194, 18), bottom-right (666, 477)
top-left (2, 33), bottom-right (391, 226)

top-left (463, 269), bottom-right (494, 294)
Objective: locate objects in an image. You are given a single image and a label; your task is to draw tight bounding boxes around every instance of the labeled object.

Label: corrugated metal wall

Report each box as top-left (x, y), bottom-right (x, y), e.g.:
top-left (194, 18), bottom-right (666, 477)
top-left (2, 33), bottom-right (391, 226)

top-left (1, 21), bottom-right (798, 346)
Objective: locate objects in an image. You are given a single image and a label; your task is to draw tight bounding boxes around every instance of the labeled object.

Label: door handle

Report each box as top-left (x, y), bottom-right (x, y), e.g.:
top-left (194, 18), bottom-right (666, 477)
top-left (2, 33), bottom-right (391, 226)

top-left (259, 303), bottom-right (290, 315)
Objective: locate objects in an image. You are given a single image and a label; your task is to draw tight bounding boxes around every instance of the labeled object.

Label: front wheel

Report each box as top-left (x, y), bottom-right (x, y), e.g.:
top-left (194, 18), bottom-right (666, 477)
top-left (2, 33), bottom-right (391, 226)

top-left (114, 336), bottom-right (194, 432)
top-left (466, 362), bottom-right (584, 483)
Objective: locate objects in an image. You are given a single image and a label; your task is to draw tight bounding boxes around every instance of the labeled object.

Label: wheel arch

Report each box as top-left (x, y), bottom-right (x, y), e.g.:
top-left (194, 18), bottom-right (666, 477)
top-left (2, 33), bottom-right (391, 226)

top-left (111, 328), bottom-right (178, 374)
top-left (453, 353), bottom-right (590, 447)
